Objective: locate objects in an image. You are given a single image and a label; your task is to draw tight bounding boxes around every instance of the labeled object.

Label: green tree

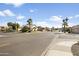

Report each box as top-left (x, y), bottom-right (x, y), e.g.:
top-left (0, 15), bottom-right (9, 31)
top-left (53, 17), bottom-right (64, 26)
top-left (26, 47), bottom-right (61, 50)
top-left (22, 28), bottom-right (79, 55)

top-left (21, 26), bottom-right (29, 32)
top-left (12, 23), bottom-right (16, 30)
top-left (37, 26), bottom-right (44, 31)
top-left (45, 27), bottom-right (50, 31)
top-left (27, 18), bottom-right (32, 32)
top-left (12, 23), bottom-right (20, 31)
top-left (62, 17), bottom-right (69, 33)
top-left (7, 22), bottom-right (13, 26)
top-left (16, 23), bottom-right (20, 32)
top-left (7, 22), bottom-right (20, 32)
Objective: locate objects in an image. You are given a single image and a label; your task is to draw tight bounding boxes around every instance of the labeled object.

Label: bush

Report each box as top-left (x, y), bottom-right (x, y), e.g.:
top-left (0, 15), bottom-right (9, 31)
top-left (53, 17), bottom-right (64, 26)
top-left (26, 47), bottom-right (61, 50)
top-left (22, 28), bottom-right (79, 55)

top-left (6, 28), bottom-right (15, 32)
top-left (21, 26), bottom-right (30, 32)
top-left (65, 28), bottom-right (71, 33)
top-left (37, 26), bottom-right (44, 31)
top-left (67, 29), bottom-right (71, 33)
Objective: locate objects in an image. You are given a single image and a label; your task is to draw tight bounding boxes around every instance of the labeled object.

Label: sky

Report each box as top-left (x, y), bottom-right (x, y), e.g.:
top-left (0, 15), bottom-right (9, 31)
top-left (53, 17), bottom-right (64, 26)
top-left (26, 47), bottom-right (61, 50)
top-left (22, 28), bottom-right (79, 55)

top-left (0, 3), bottom-right (79, 28)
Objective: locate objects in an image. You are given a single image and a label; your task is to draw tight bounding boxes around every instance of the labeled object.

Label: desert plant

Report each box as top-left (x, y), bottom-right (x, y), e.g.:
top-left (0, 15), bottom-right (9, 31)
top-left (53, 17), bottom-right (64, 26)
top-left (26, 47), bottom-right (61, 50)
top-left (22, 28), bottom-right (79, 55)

top-left (21, 26), bottom-right (30, 32)
top-left (6, 28), bottom-right (14, 32)
top-left (27, 18), bottom-right (32, 32)
top-left (7, 22), bottom-right (20, 31)
top-left (62, 17), bottom-right (69, 33)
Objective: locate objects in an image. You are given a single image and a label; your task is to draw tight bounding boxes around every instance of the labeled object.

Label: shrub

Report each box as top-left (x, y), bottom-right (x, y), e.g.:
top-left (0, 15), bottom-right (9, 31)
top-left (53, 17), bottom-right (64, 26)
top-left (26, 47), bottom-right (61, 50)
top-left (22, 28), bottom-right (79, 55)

top-left (37, 26), bottom-right (44, 31)
top-left (6, 28), bottom-right (15, 32)
top-left (21, 26), bottom-right (30, 32)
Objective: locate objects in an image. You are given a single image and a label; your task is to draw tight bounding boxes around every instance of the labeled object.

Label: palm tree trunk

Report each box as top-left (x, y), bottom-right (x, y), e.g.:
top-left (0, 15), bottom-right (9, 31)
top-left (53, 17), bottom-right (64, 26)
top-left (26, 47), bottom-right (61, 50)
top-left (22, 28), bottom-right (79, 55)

top-left (64, 25), bottom-right (66, 33)
top-left (29, 24), bottom-right (31, 32)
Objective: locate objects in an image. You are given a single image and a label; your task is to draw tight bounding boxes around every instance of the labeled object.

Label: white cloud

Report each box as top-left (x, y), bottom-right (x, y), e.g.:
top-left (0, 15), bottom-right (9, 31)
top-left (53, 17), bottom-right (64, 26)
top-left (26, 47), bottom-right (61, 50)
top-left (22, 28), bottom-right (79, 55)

top-left (29, 9), bottom-right (34, 13)
top-left (0, 9), bottom-right (15, 16)
top-left (0, 11), bottom-right (5, 16)
top-left (49, 16), bottom-right (62, 22)
top-left (34, 21), bottom-right (62, 28)
top-left (5, 3), bottom-right (24, 7)
top-left (17, 21), bottom-right (23, 26)
top-left (48, 16), bottom-right (62, 28)
top-left (37, 15), bottom-right (79, 28)
top-left (75, 15), bottom-right (79, 18)
top-left (3, 9), bottom-right (15, 16)
top-left (68, 16), bottom-right (73, 19)
top-left (16, 15), bottom-right (25, 20)
top-left (53, 23), bottom-right (62, 28)
top-left (59, 15), bottom-right (62, 18)
top-left (12, 3), bottom-right (24, 7)
top-left (68, 23), bottom-right (76, 27)
top-left (34, 21), bottom-right (52, 28)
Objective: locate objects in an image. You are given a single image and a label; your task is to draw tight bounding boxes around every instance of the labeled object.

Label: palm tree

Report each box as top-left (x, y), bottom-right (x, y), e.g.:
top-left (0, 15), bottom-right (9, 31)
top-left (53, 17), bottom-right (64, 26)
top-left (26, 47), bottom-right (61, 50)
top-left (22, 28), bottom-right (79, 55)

top-left (27, 18), bottom-right (32, 32)
top-left (16, 23), bottom-right (20, 32)
top-left (62, 17), bottom-right (69, 33)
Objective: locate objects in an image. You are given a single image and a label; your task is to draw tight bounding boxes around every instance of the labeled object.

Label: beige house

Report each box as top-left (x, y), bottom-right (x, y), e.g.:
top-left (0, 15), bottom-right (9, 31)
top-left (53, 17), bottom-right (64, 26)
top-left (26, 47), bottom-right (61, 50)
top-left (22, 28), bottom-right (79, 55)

top-left (71, 25), bottom-right (79, 33)
top-left (26, 24), bottom-right (38, 31)
top-left (0, 26), bottom-right (7, 32)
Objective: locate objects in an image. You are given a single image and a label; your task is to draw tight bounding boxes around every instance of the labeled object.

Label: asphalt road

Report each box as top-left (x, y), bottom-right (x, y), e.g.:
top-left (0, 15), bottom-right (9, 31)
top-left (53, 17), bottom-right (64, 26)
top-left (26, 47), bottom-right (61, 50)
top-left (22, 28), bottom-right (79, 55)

top-left (0, 32), bottom-right (55, 56)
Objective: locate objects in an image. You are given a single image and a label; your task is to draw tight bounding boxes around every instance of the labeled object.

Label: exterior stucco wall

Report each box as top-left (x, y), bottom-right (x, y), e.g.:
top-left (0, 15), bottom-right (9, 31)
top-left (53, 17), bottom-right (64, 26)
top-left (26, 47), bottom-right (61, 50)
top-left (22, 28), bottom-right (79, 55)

top-left (71, 25), bottom-right (79, 33)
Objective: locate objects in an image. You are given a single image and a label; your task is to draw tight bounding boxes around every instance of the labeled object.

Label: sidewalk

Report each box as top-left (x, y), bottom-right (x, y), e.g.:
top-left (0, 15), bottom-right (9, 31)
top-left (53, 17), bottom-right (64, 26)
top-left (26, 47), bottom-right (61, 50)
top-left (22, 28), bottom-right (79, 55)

top-left (44, 34), bottom-right (78, 56)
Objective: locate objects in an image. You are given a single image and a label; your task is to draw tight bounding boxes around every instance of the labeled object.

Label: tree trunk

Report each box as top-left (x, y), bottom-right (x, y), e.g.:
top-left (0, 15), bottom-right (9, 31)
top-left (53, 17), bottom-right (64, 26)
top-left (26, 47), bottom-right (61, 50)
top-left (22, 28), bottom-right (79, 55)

top-left (64, 25), bottom-right (66, 33)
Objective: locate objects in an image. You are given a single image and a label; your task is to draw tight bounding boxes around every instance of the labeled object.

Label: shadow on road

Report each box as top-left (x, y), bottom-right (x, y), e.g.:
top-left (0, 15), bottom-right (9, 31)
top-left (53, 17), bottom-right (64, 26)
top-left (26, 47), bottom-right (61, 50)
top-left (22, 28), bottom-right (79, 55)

top-left (71, 42), bottom-right (79, 56)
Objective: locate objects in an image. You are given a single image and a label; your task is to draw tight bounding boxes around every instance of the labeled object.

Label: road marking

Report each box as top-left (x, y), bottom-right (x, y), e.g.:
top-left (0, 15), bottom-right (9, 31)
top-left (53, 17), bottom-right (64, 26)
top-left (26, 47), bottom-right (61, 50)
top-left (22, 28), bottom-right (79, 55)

top-left (0, 43), bottom-right (10, 47)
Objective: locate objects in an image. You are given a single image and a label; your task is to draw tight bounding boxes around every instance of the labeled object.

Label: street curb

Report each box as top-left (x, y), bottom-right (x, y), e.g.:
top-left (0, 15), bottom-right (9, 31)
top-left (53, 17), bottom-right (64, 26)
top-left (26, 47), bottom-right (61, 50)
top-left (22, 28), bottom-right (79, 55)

top-left (41, 34), bottom-right (58, 56)
top-left (41, 43), bottom-right (51, 56)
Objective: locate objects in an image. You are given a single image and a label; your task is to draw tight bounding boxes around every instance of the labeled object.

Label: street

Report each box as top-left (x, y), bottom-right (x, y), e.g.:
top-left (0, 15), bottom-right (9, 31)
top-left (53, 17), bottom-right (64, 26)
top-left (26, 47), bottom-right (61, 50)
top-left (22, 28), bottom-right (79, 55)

top-left (0, 32), bottom-right (55, 56)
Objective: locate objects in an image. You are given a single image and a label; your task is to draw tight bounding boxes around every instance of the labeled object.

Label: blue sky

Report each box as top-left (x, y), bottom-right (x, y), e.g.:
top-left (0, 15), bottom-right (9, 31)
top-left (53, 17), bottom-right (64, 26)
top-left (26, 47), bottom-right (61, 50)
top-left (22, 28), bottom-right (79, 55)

top-left (0, 3), bottom-right (79, 28)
